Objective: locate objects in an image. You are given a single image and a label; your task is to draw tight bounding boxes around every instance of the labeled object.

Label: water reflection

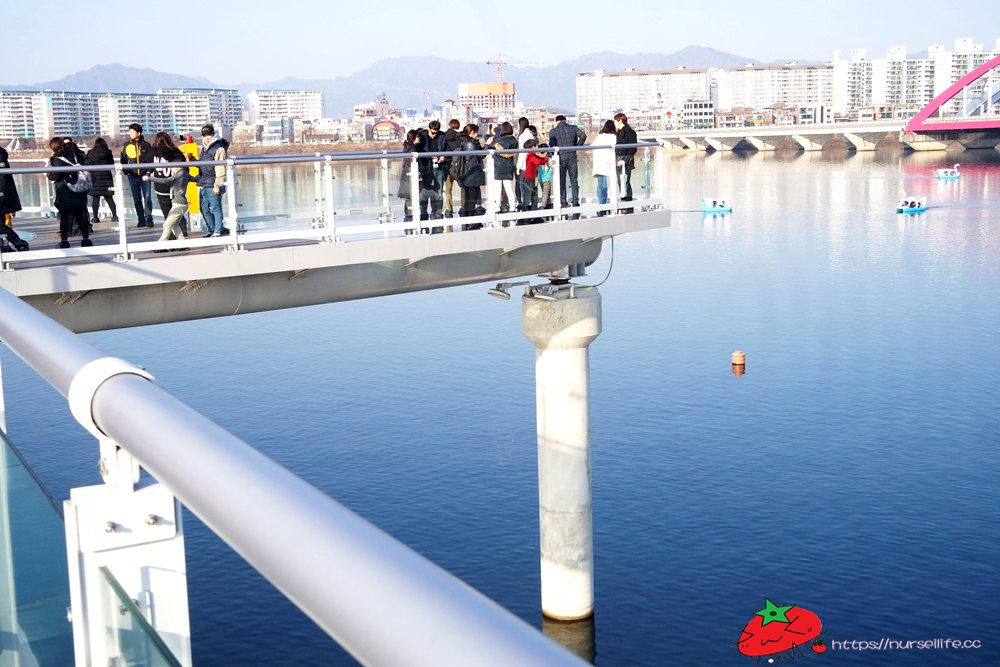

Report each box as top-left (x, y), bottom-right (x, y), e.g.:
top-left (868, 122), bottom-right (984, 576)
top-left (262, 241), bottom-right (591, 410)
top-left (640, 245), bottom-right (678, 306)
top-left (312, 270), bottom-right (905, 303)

top-left (542, 615), bottom-right (596, 664)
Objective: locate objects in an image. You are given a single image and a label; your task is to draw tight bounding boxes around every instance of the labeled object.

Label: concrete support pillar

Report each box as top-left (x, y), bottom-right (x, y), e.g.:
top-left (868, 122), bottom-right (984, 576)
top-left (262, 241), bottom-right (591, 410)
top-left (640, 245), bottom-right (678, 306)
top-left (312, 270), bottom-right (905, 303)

top-left (521, 286), bottom-right (601, 620)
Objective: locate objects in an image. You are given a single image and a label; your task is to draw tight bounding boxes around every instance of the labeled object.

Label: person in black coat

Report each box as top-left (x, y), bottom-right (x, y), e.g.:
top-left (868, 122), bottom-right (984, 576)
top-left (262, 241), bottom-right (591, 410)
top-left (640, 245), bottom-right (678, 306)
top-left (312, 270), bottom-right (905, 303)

top-left (0, 146), bottom-right (29, 250)
top-left (614, 113), bottom-right (638, 201)
top-left (457, 124), bottom-right (485, 225)
top-left (397, 129), bottom-right (425, 225)
top-left (47, 137), bottom-right (92, 248)
top-left (85, 137), bottom-right (118, 225)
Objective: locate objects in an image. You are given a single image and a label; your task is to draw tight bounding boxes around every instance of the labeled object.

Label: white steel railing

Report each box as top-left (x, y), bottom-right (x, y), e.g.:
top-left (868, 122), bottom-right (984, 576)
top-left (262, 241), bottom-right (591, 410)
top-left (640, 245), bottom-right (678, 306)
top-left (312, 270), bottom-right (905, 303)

top-left (2, 142), bottom-right (665, 266)
top-left (0, 283), bottom-right (588, 667)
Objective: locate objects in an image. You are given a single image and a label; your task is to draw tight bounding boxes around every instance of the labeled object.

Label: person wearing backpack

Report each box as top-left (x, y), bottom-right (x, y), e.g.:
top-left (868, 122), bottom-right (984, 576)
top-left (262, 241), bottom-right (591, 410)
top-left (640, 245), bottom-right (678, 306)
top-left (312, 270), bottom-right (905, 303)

top-left (47, 137), bottom-right (92, 248)
top-left (489, 121), bottom-right (518, 216)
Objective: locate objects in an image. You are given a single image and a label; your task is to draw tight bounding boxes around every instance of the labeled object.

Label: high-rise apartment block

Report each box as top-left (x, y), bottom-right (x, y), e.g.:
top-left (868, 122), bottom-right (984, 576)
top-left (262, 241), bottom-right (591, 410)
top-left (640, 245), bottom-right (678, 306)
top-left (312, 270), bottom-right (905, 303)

top-left (0, 88), bottom-right (242, 140)
top-left (458, 82), bottom-right (515, 116)
top-left (248, 90), bottom-right (324, 122)
top-left (577, 37), bottom-right (1000, 126)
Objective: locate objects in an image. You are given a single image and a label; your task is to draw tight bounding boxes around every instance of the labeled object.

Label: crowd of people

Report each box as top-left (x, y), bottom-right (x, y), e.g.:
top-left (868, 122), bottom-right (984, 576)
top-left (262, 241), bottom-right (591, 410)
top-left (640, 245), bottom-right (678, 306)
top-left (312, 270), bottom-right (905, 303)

top-left (397, 114), bottom-right (638, 229)
top-left (0, 123), bottom-right (230, 250)
top-left (2, 114), bottom-right (638, 251)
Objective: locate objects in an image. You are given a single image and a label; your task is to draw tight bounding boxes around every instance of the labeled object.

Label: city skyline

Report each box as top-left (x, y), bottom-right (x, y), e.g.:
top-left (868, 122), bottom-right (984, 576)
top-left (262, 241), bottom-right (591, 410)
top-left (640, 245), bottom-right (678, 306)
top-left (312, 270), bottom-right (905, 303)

top-left (4, 0), bottom-right (998, 86)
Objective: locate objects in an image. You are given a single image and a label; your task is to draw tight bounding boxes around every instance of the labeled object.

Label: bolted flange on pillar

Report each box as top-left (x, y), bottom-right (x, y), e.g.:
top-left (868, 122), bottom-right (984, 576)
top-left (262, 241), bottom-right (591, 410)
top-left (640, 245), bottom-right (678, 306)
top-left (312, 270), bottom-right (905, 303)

top-left (521, 285), bottom-right (601, 620)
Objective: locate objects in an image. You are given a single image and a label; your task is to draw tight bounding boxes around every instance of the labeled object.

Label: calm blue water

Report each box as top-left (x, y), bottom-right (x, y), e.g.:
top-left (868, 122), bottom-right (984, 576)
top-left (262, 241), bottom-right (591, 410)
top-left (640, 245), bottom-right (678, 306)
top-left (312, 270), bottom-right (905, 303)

top-left (3, 148), bottom-right (1000, 666)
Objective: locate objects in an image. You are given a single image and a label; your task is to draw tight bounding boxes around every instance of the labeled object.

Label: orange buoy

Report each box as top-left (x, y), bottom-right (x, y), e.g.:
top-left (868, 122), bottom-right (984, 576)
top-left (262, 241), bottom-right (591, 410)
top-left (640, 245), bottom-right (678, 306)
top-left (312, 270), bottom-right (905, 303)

top-left (731, 351), bottom-right (746, 365)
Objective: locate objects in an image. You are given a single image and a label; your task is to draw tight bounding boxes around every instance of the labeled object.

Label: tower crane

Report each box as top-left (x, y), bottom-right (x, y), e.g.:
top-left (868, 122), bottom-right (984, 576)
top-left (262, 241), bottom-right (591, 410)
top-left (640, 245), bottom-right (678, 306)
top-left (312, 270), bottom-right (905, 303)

top-left (484, 54), bottom-right (537, 83)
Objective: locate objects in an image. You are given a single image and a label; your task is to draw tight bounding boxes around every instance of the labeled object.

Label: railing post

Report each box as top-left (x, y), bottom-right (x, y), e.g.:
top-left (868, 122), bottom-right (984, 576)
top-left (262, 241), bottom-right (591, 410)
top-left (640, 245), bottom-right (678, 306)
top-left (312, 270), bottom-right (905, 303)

top-left (114, 163), bottom-right (134, 262)
top-left (485, 152), bottom-right (498, 227)
top-left (41, 159), bottom-right (57, 217)
top-left (113, 164), bottom-right (127, 229)
top-left (552, 149), bottom-right (562, 219)
top-left (642, 146), bottom-right (651, 204)
top-left (323, 155), bottom-right (336, 242)
top-left (609, 145), bottom-right (620, 215)
top-left (313, 152), bottom-right (323, 228)
top-left (224, 159), bottom-right (241, 251)
top-left (380, 151), bottom-right (391, 237)
top-left (409, 152), bottom-right (421, 234)
top-left (64, 432), bottom-right (191, 667)
top-left (657, 142), bottom-right (669, 206)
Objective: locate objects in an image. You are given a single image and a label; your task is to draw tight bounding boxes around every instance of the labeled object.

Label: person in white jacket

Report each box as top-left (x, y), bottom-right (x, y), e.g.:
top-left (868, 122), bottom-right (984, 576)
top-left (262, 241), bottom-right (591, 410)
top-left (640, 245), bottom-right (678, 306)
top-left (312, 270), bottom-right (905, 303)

top-left (591, 120), bottom-right (618, 213)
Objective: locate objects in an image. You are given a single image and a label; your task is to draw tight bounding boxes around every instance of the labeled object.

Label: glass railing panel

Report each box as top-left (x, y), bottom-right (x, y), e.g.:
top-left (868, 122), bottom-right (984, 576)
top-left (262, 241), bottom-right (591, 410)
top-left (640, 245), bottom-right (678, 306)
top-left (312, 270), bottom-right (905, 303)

top-left (97, 565), bottom-right (182, 667)
top-left (0, 431), bottom-right (74, 665)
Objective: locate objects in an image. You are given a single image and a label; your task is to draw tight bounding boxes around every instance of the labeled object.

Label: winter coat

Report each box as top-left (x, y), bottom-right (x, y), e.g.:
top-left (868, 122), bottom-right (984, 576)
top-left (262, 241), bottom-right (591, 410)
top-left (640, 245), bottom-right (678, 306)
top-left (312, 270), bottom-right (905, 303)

top-left (615, 123), bottom-right (638, 168)
top-left (84, 145), bottom-right (115, 197)
top-left (591, 133), bottom-right (618, 178)
top-left (0, 147), bottom-right (22, 215)
top-left (48, 148), bottom-right (89, 209)
top-left (197, 137), bottom-right (230, 189)
top-left (151, 147), bottom-right (186, 198)
top-left (152, 166), bottom-right (191, 205)
top-left (548, 121), bottom-right (587, 162)
top-left (459, 137), bottom-right (485, 188)
top-left (492, 135), bottom-right (517, 180)
top-left (120, 136), bottom-right (153, 177)
top-left (397, 139), bottom-right (428, 199)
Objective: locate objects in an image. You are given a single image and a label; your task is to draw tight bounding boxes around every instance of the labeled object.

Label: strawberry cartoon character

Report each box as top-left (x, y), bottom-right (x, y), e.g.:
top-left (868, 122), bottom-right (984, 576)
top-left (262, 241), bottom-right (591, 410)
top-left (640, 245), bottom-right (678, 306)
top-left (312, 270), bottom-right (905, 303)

top-left (738, 598), bottom-right (824, 658)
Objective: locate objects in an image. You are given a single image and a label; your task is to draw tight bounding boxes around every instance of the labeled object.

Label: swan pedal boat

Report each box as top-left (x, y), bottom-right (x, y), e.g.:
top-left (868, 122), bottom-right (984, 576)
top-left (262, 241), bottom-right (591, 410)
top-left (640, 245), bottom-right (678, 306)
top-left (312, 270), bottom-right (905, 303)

top-left (701, 197), bottom-right (733, 213)
top-left (936, 164), bottom-right (960, 179)
top-left (896, 196), bottom-right (927, 213)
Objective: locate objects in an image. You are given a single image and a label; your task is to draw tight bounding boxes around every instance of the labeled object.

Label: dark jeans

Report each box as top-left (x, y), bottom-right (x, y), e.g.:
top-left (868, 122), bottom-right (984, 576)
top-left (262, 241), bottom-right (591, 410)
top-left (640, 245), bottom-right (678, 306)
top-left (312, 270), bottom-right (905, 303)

top-left (58, 205), bottom-right (90, 241)
top-left (460, 186), bottom-right (482, 227)
top-left (521, 179), bottom-right (538, 211)
top-left (559, 160), bottom-right (580, 206)
top-left (90, 194), bottom-right (117, 220)
top-left (127, 175), bottom-right (153, 225)
top-left (423, 167), bottom-right (446, 217)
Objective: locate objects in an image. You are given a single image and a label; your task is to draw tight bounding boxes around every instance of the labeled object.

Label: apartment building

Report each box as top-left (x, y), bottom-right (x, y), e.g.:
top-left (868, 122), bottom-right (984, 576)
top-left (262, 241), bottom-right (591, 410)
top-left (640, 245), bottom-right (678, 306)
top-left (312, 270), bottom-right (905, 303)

top-left (576, 37), bottom-right (999, 124)
top-left (248, 90), bottom-right (323, 122)
top-left (0, 88), bottom-right (243, 140)
top-left (457, 82), bottom-right (516, 116)
top-left (576, 68), bottom-right (712, 120)
top-left (0, 91), bottom-right (36, 138)
top-left (726, 63), bottom-right (834, 112)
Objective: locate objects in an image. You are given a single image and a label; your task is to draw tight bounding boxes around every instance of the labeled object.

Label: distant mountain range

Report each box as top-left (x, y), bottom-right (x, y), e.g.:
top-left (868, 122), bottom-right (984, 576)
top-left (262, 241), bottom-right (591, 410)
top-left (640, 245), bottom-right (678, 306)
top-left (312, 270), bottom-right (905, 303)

top-left (2, 47), bottom-right (818, 117)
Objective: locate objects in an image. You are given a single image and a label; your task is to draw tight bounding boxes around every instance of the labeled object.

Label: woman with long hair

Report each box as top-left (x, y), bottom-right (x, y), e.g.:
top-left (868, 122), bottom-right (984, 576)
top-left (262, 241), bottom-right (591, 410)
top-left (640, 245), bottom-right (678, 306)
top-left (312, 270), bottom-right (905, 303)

top-left (490, 121), bottom-right (518, 215)
top-left (85, 137), bottom-right (118, 225)
top-left (458, 123), bottom-right (485, 226)
top-left (591, 119), bottom-right (618, 214)
top-left (151, 132), bottom-right (188, 237)
top-left (47, 137), bottom-right (92, 248)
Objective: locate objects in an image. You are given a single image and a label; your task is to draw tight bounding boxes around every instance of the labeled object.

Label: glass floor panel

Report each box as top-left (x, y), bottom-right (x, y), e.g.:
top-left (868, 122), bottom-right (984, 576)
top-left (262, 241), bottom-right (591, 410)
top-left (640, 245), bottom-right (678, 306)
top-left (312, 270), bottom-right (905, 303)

top-left (0, 430), bottom-right (74, 666)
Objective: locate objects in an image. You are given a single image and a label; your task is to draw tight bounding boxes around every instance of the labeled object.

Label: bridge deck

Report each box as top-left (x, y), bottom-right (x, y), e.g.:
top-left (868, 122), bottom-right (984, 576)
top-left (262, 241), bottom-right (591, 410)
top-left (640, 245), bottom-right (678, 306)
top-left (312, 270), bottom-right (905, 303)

top-left (3, 209), bottom-right (669, 332)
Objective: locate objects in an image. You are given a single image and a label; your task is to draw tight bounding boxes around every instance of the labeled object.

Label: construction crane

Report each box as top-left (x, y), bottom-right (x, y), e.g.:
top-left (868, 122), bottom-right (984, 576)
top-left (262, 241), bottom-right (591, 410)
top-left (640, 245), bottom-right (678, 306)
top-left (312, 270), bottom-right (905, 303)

top-left (484, 54), bottom-right (537, 83)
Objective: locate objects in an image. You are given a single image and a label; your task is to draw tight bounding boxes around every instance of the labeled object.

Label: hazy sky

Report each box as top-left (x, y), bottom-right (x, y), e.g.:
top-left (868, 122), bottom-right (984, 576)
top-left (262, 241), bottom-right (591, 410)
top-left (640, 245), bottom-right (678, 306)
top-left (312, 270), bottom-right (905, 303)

top-left (5, 0), bottom-right (999, 85)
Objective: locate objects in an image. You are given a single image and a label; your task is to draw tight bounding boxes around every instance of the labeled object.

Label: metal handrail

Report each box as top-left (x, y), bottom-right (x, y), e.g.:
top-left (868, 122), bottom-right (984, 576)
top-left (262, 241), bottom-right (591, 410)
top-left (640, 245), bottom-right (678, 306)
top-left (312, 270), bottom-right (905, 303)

top-left (0, 286), bottom-right (587, 667)
top-left (0, 144), bottom-right (666, 265)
